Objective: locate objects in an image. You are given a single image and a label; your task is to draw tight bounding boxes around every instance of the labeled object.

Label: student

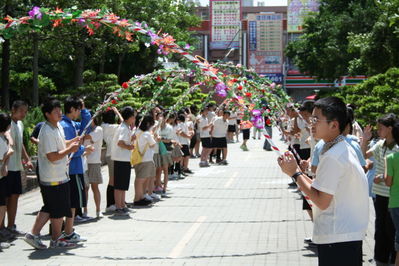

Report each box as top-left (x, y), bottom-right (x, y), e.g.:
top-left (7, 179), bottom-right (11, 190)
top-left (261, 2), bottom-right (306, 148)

top-left (170, 116), bottom-right (184, 179)
top-left (24, 99), bottom-right (80, 249)
top-left (60, 96), bottom-right (92, 242)
top-left (150, 109), bottom-right (162, 202)
top-left (211, 111), bottom-right (230, 165)
top-left (134, 115), bottom-right (156, 206)
top-left (111, 106), bottom-right (136, 216)
top-left (101, 107), bottom-right (123, 212)
top-left (296, 100), bottom-right (314, 160)
top-left (176, 114), bottom-right (193, 174)
top-left (227, 111), bottom-right (237, 143)
top-left (0, 114), bottom-right (13, 249)
top-left (157, 112), bottom-right (174, 195)
top-left (198, 108), bottom-right (212, 167)
top-left (3, 101), bottom-right (33, 236)
top-left (278, 97), bottom-right (369, 266)
top-left (83, 116), bottom-right (103, 218)
top-left (384, 121), bottom-right (399, 266)
top-left (362, 113), bottom-right (399, 265)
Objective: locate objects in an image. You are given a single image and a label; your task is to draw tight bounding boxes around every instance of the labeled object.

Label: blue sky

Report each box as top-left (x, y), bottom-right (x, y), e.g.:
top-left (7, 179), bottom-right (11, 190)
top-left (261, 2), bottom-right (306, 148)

top-left (198, 0), bottom-right (287, 6)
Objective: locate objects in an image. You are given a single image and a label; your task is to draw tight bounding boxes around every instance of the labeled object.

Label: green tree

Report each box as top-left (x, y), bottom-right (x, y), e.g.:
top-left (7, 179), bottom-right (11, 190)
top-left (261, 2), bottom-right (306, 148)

top-left (285, 0), bottom-right (379, 80)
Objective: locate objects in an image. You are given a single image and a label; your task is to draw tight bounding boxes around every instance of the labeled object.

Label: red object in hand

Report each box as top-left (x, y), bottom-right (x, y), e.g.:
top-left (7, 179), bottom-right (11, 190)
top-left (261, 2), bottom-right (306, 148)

top-left (122, 82), bottom-right (129, 89)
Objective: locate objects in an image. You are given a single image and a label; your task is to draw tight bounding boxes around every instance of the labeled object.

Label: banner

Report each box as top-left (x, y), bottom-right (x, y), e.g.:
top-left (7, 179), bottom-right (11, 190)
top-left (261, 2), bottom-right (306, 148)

top-left (210, 0), bottom-right (241, 50)
top-left (288, 0), bottom-right (320, 33)
top-left (247, 13), bottom-right (283, 74)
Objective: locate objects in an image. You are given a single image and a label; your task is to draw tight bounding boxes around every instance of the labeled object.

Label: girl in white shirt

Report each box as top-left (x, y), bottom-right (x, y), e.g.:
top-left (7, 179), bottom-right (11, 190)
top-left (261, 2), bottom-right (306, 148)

top-left (158, 113), bottom-right (175, 194)
top-left (134, 115), bottom-right (156, 206)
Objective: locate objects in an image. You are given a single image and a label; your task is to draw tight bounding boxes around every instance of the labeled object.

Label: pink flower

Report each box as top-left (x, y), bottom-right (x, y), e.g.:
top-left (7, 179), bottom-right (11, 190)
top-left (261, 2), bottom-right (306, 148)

top-left (28, 6), bottom-right (42, 20)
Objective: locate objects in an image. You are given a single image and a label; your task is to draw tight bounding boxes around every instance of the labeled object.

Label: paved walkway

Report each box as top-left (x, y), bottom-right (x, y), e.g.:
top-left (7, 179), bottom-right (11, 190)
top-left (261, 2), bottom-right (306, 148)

top-left (1, 128), bottom-right (376, 265)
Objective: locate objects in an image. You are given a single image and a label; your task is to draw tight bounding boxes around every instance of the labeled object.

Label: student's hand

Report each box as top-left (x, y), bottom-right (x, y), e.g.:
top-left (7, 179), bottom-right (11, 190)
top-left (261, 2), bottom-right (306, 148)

top-left (131, 135), bottom-right (137, 142)
top-left (363, 125), bottom-right (372, 141)
top-left (127, 144), bottom-right (135, 151)
top-left (1, 166), bottom-right (8, 178)
top-left (374, 174), bottom-right (384, 184)
top-left (25, 160), bottom-right (34, 170)
top-left (69, 142), bottom-right (80, 153)
top-left (85, 145), bottom-right (95, 155)
top-left (277, 152), bottom-right (300, 177)
top-left (299, 160), bottom-right (309, 172)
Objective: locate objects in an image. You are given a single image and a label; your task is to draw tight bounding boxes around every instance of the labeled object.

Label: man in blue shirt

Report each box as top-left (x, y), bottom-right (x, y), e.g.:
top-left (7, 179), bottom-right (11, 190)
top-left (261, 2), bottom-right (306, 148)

top-left (60, 96), bottom-right (93, 243)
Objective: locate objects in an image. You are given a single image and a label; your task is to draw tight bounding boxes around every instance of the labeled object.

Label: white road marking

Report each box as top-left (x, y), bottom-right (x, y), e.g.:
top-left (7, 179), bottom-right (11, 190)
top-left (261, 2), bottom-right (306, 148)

top-left (224, 172), bottom-right (238, 188)
top-left (168, 216), bottom-right (207, 258)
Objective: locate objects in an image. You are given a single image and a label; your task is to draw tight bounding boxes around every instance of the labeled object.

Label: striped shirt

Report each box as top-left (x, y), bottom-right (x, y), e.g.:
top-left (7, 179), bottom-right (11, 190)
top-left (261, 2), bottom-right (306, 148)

top-left (371, 140), bottom-right (399, 197)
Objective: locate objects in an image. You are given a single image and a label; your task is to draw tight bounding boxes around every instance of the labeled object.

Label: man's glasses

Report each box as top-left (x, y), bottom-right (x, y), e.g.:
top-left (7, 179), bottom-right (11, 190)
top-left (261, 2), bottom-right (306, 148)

top-left (309, 116), bottom-right (331, 124)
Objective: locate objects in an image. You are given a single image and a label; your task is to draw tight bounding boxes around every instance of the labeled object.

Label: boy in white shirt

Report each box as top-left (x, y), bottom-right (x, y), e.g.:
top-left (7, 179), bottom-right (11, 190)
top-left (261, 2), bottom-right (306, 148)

top-left (3, 101), bottom-right (33, 236)
top-left (211, 111), bottom-right (230, 165)
top-left (278, 97), bottom-right (368, 266)
top-left (198, 108), bottom-right (212, 167)
top-left (111, 107), bottom-right (136, 216)
top-left (24, 99), bottom-right (80, 249)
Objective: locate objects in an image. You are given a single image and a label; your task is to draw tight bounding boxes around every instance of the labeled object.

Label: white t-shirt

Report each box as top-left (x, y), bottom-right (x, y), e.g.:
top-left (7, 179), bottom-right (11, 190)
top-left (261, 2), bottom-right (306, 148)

top-left (159, 124), bottom-right (174, 140)
top-left (198, 115), bottom-right (211, 138)
top-left (311, 140), bottom-right (369, 244)
top-left (101, 123), bottom-right (118, 157)
top-left (152, 120), bottom-right (160, 154)
top-left (207, 111), bottom-right (216, 123)
top-left (85, 126), bottom-right (103, 164)
top-left (228, 112), bottom-right (237, 125)
top-left (177, 122), bottom-right (190, 145)
top-left (111, 122), bottom-right (133, 162)
top-left (38, 122), bottom-right (69, 185)
top-left (297, 117), bottom-right (310, 149)
top-left (8, 120), bottom-right (24, 171)
top-left (287, 117), bottom-right (300, 145)
top-left (212, 117), bottom-right (228, 138)
top-left (0, 135), bottom-right (9, 179)
top-left (137, 130), bottom-right (156, 162)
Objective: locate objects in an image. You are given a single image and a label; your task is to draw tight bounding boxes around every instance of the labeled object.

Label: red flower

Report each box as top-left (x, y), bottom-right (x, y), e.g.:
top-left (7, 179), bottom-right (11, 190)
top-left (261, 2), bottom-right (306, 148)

top-left (231, 78), bottom-right (238, 83)
top-left (245, 92), bottom-right (252, 98)
top-left (266, 118), bottom-right (271, 125)
top-left (237, 85), bottom-right (243, 91)
top-left (156, 76), bottom-right (162, 82)
top-left (122, 82), bottom-right (129, 89)
top-left (106, 107), bottom-right (111, 111)
top-left (111, 100), bottom-right (117, 105)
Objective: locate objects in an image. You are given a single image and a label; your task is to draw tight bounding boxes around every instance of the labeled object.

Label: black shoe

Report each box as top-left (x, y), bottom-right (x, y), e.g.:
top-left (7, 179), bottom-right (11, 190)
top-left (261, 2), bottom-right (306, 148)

top-left (180, 172), bottom-right (188, 177)
top-left (288, 181), bottom-right (297, 187)
top-left (307, 241), bottom-right (317, 248)
top-left (304, 237), bottom-right (312, 243)
top-left (183, 169), bottom-right (193, 174)
top-left (134, 199), bottom-right (152, 206)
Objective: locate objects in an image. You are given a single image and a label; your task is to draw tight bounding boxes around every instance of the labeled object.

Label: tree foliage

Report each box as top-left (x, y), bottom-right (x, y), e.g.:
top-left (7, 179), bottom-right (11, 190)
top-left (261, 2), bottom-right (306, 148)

top-left (285, 0), bottom-right (380, 79)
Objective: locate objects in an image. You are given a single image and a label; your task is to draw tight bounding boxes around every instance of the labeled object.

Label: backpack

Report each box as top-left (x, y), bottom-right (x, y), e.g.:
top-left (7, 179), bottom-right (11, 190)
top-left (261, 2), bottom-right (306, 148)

top-left (130, 133), bottom-right (149, 166)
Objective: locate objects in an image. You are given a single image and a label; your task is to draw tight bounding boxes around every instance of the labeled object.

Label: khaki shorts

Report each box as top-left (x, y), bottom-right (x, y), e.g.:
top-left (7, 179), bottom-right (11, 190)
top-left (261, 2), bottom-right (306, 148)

top-left (134, 161), bottom-right (156, 178)
top-left (87, 163), bottom-right (103, 184)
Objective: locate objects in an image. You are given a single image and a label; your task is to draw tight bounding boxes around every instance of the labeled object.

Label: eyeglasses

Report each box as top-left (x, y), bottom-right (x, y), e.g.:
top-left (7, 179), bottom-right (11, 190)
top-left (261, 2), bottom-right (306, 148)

top-left (309, 116), bottom-right (331, 124)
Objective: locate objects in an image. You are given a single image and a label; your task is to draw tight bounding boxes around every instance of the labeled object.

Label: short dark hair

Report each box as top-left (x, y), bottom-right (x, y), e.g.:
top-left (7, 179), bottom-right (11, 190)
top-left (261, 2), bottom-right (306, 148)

top-left (120, 106), bottom-right (135, 121)
top-left (393, 121), bottom-right (399, 145)
top-left (346, 106), bottom-right (355, 134)
top-left (0, 113), bottom-right (11, 132)
top-left (299, 100), bottom-right (314, 113)
top-left (102, 109), bottom-right (116, 124)
top-left (377, 113), bottom-right (397, 127)
top-left (223, 110), bottom-right (231, 116)
top-left (177, 114), bottom-right (186, 123)
top-left (138, 115), bottom-right (154, 131)
top-left (200, 108), bottom-right (208, 113)
top-left (42, 99), bottom-right (62, 120)
top-left (314, 97), bottom-right (347, 133)
top-left (12, 100), bottom-right (28, 110)
top-left (64, 96), bottom-right (83, 114)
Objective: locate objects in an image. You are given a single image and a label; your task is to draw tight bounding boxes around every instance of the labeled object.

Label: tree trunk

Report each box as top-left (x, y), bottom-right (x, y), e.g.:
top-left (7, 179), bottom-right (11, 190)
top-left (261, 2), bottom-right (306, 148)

top-left (32, 33), bottom-right (39, 106)
top-left (74, 44), bottom-right (85, 89)
top-left (1, 39), bottom-right (11, 110)
top-left (116, 53), bottom-right (125, 83)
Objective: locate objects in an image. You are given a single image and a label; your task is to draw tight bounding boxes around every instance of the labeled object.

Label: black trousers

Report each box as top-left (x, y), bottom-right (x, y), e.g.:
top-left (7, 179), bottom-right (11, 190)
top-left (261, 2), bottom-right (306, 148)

top-left (374, 195), bottom-right (396, 264)
top-left (318, 241), bottom-right (362, 266)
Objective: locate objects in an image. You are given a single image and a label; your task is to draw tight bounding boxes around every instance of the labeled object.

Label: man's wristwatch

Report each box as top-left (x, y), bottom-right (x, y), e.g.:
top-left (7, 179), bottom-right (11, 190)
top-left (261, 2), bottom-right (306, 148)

top-left (291, 172), bottom-right (303, 182)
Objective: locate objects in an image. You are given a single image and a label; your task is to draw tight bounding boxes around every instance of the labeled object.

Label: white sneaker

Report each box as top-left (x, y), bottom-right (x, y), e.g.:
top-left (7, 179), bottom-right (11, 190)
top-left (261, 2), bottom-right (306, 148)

top-left (144, 194), bottom-right (153, 202)
top-left (61, 231), bottom-right (87, 243)
top-left (105, 205), bottom-right (117, 213)
top-left (24, 232), bottom-right (47, 250)
top-left (0, 242), bottom-right (11, 249)
top-left (150, 193), bottom-right (160, 200)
